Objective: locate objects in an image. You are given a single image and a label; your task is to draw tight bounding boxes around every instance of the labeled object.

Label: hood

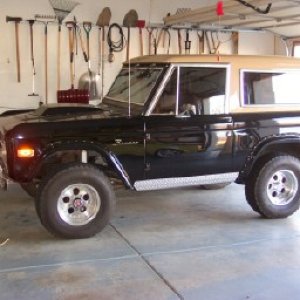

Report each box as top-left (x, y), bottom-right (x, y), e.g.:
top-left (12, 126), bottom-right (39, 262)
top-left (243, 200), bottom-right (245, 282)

top-left (0, 104), bottom-right (110, 136)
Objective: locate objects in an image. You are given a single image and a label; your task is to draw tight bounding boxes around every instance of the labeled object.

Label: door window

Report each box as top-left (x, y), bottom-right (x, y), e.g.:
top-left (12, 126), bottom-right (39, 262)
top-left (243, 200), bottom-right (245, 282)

top-left (152, 66), bottom-right (227, 115)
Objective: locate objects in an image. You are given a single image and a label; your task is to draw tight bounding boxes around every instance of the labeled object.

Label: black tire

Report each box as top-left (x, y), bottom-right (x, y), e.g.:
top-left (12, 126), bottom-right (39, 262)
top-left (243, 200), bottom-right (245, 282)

top-left (201, 183), bottom-right (231, 190)
top-left (37, 164), bottom-right (116, 239)
top-left (20, 182), bottom-right (38, 198)
top-left (247, 156), bottom-right (300, 219)
top-left (245, 171), bottom-right (260, 213)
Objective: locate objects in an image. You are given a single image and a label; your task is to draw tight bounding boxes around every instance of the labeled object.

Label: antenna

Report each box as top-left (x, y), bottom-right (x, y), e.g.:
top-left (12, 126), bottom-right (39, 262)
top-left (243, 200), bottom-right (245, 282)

top-left (128, 57), bottom-right (131, 117)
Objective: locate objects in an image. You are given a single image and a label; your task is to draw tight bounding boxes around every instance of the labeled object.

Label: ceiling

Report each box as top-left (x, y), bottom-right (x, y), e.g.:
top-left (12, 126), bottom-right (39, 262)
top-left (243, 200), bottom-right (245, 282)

top-left (164, 0), bottom-right (300, 39)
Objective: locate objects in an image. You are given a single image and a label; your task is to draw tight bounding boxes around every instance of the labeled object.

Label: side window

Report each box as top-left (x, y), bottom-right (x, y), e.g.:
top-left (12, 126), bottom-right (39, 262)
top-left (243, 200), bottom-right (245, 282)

top-left (178, 67), bottom-right (226, 115)
top-left (152, 66), bottom-right (227, 115)
top-left (243, 71), bottom-right (300, 105)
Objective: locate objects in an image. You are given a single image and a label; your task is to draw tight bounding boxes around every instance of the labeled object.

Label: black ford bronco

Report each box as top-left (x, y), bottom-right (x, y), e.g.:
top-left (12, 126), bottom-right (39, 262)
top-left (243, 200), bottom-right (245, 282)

top-left (1, 54), bottom-right (300, 239)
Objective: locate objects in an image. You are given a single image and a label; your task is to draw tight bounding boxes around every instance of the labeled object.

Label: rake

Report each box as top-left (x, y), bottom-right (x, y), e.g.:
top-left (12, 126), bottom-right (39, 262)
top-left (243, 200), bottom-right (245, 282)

top-left (48, 0), bottom-right (79, 91)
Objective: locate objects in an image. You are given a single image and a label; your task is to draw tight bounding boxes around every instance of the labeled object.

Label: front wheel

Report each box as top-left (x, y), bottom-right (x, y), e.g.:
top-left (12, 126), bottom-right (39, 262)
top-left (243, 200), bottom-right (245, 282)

top-left (247, 155), bottom-right (300, 218)
top-left (37, 164), bottom-right (116, 239)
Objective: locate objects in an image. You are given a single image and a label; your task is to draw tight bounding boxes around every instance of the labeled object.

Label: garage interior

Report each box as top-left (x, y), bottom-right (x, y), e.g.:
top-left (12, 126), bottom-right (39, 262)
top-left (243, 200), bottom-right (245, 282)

top-left (1, 0), bottom-right (300, 299)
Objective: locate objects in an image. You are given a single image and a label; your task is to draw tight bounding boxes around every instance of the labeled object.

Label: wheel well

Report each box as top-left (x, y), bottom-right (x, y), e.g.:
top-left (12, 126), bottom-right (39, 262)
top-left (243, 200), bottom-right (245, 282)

top-left (35, 150), bottom-right (119, 184)
top-left (241, 142), bottom-right (300, 183)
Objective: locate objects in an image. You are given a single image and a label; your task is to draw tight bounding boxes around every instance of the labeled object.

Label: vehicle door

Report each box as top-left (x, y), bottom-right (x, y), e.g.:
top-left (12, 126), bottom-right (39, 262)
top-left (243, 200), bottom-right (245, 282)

top-left (143, 64), bottom-right (234, 180)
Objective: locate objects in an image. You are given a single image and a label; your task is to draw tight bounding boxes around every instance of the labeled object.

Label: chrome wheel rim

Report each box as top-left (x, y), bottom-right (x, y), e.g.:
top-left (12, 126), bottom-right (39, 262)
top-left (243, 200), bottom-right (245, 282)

top-left (57, 184), bottom-right (101, 226)
top-left (266, 170), bottom-right (298, 206)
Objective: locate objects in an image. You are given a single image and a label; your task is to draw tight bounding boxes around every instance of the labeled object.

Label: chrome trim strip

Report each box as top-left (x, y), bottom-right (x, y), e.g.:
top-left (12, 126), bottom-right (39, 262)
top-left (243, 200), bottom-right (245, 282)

top-left (145, 66), bottom-right (175, 116)
top-left (134, 172), bottom-right (238, 191)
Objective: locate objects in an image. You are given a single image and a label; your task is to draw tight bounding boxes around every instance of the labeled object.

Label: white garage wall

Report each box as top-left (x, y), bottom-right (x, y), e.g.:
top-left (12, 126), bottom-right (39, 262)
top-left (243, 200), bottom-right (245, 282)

top-left (0, 0), bottom-right (275, 110)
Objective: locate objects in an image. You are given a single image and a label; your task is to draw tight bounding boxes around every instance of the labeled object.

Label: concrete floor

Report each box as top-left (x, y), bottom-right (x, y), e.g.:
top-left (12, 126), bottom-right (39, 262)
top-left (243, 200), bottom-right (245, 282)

top-left (0, 183), bottom-right (300, 300)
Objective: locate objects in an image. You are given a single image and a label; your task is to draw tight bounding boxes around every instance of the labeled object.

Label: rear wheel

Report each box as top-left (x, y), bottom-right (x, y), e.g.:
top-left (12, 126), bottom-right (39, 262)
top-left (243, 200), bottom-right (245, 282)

top-left (245, 155), bottom-right (300, 218)
top-left (37, 164), bottom-right (116, 239)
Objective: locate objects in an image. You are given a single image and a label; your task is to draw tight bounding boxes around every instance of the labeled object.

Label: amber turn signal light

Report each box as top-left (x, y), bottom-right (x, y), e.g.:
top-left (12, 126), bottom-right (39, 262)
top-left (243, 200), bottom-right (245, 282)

top-left (17, 147), bottom-right (35, 158)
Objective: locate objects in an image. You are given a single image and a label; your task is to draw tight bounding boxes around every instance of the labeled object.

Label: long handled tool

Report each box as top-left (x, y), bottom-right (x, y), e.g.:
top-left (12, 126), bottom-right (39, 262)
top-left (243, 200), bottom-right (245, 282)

top-left (184, 29), bottom-right (191, 54)
top-left (35, 15), bottom-right (56, 103)
top-left (232, 32), bottom-right (239, 54)
top-left (83, 22), bottom-right (92, 59)
top-left (28, 20), bottom-right (39, 96)
top-left (6, 16), bottom-right (22, 82)
top-left (177, 29), bottom-right (182, 54)
top-left (96, 7), bottom-right (112, 100)
top-left (79, 21), bottom-right (99, 99)
top-left (48, 0), bottom-right (79, 91)
top-left (123, 9), bottom-right (138, 61)
top-left (136, 20), bottom-right (145, 56)
top-left (97, 26), bottom-right (102, 77)
top-left (197, 31), bottom-right (205, 54)
top-left (57, 21), bottom-right (89, 104)
top-left (66, 21), bottom-right (75, 89)
top-left (147, 27), bottom-right (154, 55)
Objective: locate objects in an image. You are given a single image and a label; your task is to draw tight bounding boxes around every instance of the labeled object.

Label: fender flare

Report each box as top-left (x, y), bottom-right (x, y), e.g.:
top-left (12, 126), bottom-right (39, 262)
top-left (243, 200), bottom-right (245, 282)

top-left (237, 134), bottom-right (300, 183)
top-left (28, 140), bottom-right (133, 189)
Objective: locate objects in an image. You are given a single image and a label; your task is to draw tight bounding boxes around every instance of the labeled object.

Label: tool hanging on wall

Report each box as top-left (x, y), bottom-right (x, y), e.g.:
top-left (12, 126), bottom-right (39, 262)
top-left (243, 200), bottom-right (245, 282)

top-left (136, 20), bottom-right (145, 56)
top-left (197, 31), bottom-right (205, 54)
top-left (210, 32), bottom-right (221, 54)
top-left (77, 23), bottom-right (88, 62)
top-left (79, 22), bottom-right (100, 100)
top-left (48, 0), bottom-right (79, 91)
top-left (184, 30), bottom-right (191, 54)
top-left (66, 21), bottom-right (76, 89)
top-left (28, 20), bottom-right (39, 97)
top-left (232, 32), bottom-right (239, 54)
top-left (157, 28), bottom-right (171, 54)
top-left (205, 31), bottom-right (213, 54)
top-left (152, 28), bottom-right (159, 55)
top-left (96, 7), bottom-right (111, 100)
top-left (35, 15), bottom-right (56, 104)
top-left (97, 27), bottom-right (102, 77)
top-left (83, 22), bottom-right (92, 59)
top-left (123, 9), bottom-right (138, 61)
top-left (6, 16), bottom-right (22, 82)
top-left (57, 21), bottom-right (89, 103)
top-left (177, 29), bottom-right (182, 54)
top-left (146, 28), bottom-right (154, 55)
top-left (107, 23), bottom-right (126, 62)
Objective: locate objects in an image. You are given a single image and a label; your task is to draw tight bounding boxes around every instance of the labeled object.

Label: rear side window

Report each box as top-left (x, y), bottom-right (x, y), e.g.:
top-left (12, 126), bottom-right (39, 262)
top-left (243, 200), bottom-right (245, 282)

top-left (242, 70), bottom-right (300, 105)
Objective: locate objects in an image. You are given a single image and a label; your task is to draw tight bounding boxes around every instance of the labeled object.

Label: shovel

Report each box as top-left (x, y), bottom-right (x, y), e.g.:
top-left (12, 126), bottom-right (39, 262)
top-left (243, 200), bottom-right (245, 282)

top-left (123, 9), bottom-right (138, 61)
top-left (78, 22), bottom-right (99, 100)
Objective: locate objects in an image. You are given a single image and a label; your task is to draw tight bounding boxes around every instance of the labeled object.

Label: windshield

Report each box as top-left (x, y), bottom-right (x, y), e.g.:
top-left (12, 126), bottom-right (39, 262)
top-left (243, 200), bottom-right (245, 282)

top-left (103, 66), bottom-right (163, 113)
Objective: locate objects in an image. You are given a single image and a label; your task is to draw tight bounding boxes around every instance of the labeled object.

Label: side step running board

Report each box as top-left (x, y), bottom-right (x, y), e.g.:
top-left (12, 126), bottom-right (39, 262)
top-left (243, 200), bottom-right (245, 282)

top-left (134, 172), bottom-right (238, 191)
